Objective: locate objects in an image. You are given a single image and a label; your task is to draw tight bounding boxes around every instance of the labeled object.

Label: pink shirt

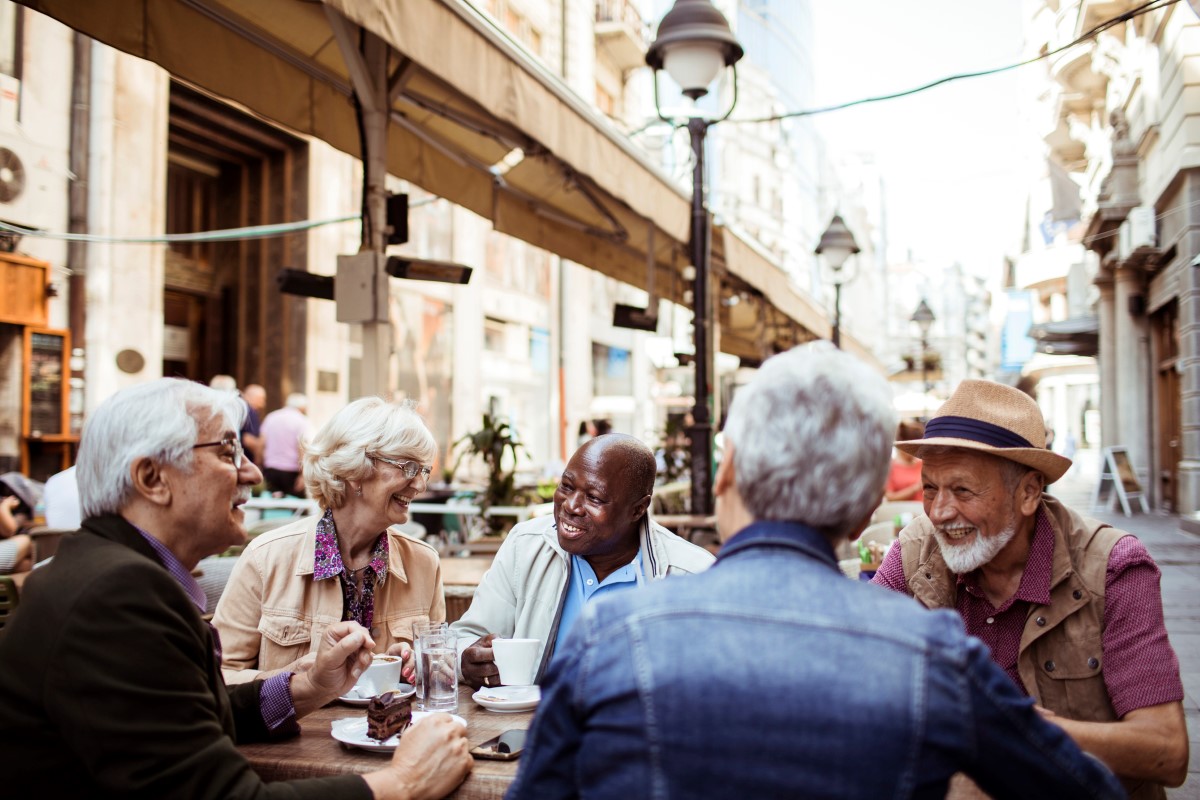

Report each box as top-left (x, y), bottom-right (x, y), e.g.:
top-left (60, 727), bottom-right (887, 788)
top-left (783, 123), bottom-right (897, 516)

top-left (260, 406), bottom-right (308, 471)
top-left (872, 508), bottom-right (1183, 717)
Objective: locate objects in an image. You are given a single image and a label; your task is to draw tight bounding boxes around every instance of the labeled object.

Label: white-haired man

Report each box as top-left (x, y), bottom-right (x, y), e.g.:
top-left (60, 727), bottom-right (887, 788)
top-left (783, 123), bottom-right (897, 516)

top-left (508, 343), bottom-right (1122, 799)
top-left (0, 378), bottom-right (470, 799)
top-left (873, 379), bottom-right (1187, 797)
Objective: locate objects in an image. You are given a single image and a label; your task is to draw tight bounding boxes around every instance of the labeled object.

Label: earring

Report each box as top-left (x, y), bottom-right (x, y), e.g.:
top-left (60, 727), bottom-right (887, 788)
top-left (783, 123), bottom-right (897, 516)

top-left (355, 485), bottom-right (363, 497)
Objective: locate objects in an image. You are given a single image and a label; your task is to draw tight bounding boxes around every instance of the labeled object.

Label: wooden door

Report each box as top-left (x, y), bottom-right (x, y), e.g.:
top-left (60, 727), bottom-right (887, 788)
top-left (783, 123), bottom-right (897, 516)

top-left (1153, 302), bottom-right (1180, 511)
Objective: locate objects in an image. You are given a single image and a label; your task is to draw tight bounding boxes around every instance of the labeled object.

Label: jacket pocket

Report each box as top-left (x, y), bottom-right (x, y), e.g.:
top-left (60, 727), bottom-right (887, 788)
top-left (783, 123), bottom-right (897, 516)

top-left (386, 613), bottom-right (432, 647)
top-left (1034, 635), bottom-right (1115, 721)
top-left (258, 613), bottom-right (313, 647)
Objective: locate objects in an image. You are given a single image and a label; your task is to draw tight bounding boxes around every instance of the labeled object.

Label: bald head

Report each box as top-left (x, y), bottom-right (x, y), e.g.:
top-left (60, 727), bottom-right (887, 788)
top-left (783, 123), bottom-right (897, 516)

top-left (575, 434), bottom-right (656, 500)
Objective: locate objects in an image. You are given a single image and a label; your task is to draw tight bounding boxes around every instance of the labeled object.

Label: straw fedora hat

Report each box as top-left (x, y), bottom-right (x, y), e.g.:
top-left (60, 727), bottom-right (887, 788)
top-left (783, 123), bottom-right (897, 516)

top-left (895, 379), bottom-right (1072, 483)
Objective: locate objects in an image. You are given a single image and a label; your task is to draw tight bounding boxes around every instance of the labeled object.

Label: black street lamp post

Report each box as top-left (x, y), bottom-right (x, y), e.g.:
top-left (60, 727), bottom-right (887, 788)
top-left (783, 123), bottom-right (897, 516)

top-left (647, 0), bottom-right (743, 517)
top-left (911, 298), bottom-right (936, 416)
top-left (815, 214), bottom-right (860, 349)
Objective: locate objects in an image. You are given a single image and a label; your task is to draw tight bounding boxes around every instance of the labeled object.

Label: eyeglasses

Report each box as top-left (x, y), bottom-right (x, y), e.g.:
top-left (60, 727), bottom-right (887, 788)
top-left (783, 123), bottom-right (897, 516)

top-left (193, 435), bottom-right (244, 469)
top-left (372, 455), bottom-right (432, 480)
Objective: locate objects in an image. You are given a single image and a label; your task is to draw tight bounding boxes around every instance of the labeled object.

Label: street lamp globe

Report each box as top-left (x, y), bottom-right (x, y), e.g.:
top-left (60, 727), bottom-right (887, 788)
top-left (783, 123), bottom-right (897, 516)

top-left (911, 298), bottom-right (935, 339)
top-left (815, 213), bottom-right (860, 273)
top-left (646, 0), bottom-right (744, 100)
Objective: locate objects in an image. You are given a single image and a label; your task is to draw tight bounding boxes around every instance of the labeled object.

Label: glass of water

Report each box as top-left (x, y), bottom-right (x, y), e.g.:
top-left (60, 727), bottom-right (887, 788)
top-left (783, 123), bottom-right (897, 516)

top-left (410, 623), bottom-right (451, 710)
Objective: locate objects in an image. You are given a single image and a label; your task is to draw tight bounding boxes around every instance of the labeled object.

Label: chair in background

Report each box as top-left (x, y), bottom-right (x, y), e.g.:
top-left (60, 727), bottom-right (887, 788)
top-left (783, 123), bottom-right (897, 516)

top-left (0, 574), bottom-right (19, 631)
top-left (25, 526), bottom-right (74, 563)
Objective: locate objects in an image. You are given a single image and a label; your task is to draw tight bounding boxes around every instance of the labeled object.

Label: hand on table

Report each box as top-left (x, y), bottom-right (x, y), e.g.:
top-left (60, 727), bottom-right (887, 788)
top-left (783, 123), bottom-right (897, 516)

top-left (364, 713), bottom-right (472, 800)
top-left (385, 641), bottom-right (416, 685)
top-left (460, 633), bottom-right (500, 689)
top-left (290, 621), bottom-right (375, 717)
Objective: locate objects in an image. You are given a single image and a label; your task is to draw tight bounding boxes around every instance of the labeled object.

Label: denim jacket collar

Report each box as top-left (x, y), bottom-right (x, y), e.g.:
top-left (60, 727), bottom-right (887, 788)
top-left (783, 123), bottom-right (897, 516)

top-left (717, 519), bottom-right (839, 572)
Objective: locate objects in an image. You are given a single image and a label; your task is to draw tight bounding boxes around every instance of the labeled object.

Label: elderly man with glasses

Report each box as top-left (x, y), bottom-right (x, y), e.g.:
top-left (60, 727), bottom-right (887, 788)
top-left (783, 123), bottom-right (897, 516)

top-left (0, 379), bottom-right (470, 799)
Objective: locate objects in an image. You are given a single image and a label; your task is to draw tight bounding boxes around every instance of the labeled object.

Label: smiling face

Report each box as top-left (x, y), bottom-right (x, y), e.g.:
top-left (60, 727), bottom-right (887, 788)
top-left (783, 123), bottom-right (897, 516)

top-left (554, 439), bottom-right (651, 564)
top-left (920, 449), bottom-right (1037, 573)
top-left (356, 455), bottom-right (430, 529)
top-left (166, 415), bottom-right (261, 565)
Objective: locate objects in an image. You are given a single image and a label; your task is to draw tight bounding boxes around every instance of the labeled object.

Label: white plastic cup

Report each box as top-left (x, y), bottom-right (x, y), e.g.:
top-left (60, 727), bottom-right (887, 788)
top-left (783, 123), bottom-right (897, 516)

top-left (491, 638), bottom-right (540, 686)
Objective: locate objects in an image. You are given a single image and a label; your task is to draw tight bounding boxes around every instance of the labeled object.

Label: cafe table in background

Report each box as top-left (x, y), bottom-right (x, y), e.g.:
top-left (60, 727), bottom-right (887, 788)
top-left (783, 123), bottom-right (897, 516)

top-left (239, 684), bottom-right (532, 798)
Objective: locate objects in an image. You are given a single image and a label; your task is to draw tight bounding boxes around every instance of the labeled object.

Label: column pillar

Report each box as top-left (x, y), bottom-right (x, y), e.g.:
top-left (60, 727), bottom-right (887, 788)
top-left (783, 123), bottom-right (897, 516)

top-left (1113, 265), bottom-right (1149, 483)
top-left (1177, 242), bottom-right (1200, 513)
top-left (1096, 270), bottom-right (1117, 449)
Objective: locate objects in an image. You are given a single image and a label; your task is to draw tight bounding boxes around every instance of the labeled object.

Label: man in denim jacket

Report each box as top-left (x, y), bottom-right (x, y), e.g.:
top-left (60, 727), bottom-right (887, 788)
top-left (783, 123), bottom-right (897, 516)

top-left (508, 343), bottom-right (1122, 799)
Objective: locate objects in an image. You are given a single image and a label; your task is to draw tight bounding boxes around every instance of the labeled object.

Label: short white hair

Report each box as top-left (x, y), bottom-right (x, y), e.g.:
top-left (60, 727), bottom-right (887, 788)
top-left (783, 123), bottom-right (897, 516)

top-left (303, 397), bottom-right (437, 509)
top-left (723, 342), bottom-right (895, 536)
top-left (77, 379), bottom-right (245, 518)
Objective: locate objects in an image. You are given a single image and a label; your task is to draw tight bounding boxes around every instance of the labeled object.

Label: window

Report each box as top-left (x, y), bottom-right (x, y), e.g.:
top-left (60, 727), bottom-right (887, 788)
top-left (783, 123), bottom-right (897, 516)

top-left (484, 317), bottom-right (507, 354)
top-left (592, 342), bottom-right (633, 397)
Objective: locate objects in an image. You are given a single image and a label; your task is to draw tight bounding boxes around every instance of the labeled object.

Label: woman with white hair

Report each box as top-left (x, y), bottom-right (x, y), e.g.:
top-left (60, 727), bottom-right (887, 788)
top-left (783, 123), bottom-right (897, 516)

top-left (214, 397), bottom-right (446, 684)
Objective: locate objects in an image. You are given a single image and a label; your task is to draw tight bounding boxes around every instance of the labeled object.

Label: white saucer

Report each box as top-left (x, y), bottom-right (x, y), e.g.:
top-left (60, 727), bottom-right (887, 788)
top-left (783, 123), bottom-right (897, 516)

top-left (338, 682), bottom-right (415, 707)
top-left (331, 712), bottom-right (466, 752)
top-left (472, 685), bottom-right (541, 713)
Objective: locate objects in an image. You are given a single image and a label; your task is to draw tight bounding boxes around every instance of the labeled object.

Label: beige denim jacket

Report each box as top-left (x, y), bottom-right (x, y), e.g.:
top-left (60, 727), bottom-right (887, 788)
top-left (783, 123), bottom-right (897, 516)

top-left (213, 514), bottom-right (445, 684)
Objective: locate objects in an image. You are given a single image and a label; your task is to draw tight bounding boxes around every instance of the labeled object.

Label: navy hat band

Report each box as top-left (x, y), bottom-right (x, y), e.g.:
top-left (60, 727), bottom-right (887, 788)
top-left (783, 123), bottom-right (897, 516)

top-left (923, 416), bottom-right (1034, 449)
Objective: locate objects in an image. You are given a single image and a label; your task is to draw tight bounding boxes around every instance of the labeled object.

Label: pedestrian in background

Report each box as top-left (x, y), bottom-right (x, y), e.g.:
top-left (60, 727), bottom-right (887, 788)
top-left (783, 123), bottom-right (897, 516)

top-left (261, 393), bottom-right (309, 496)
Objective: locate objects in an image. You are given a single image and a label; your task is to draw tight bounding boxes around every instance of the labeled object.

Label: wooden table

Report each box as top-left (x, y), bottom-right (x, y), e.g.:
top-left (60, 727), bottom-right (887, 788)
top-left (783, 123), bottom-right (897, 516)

top-left (240, 685), bottom-right (532, 798)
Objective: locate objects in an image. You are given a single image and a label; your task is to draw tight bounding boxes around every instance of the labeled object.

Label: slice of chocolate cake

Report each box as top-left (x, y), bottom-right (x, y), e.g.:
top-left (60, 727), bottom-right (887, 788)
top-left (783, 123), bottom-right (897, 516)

top-left (366, 691), bottom-right (413, 741)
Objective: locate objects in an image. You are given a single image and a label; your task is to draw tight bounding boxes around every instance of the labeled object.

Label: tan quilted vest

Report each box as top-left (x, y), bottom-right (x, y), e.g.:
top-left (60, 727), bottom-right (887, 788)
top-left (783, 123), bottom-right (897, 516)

top-left (899, 495), bottom-right (1162, 800)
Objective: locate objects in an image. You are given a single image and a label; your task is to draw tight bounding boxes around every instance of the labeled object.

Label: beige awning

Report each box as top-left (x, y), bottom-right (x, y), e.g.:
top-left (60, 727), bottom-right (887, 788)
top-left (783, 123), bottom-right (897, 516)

top-left (18, 0), bottom-right (837, 351)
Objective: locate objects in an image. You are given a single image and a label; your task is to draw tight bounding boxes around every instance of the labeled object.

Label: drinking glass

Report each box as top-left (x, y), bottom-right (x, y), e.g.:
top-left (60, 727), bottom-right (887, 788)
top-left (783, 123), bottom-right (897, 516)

top-left (412, 620), bottom-right (450, 711)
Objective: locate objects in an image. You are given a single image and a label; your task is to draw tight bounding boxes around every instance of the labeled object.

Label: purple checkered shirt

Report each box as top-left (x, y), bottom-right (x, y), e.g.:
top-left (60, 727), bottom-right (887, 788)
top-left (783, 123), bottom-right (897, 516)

top-left (872, 507), bottom-right (1183, 716)
top-left (135, 526), bottom-right (298, 735)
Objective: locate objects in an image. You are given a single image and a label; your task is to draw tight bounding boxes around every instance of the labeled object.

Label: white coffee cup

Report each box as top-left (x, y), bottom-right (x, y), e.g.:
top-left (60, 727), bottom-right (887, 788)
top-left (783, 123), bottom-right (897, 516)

top-left (354, 653), bottom-right (403, 698)
top-left (491, 638), bottom-right (540, 686)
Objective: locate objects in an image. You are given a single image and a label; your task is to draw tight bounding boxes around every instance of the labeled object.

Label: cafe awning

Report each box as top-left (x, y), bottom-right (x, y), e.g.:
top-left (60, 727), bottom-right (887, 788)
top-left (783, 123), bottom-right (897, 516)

top-left (18, 0), bottom-right (835, 350)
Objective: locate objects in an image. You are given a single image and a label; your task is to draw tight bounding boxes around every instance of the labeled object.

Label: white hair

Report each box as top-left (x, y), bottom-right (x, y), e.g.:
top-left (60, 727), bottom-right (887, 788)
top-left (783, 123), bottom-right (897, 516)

top-left (285, 392), bottom-right (308, 410)
top-left (723, 342), bottom-right (895, 536)
top-left (77, 379), bottom-right (245, 518)
top-left (303, 397), bottom-right (437, 510)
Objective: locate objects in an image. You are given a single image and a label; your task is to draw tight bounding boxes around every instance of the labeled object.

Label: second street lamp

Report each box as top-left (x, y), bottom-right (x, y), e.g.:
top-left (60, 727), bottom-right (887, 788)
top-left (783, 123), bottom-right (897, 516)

top-left (647, 0), bottom-right (743, 517)
top-left (911, 298), bottom-right (936, 417)
top-left (815, 214), bottom-right (861, 349)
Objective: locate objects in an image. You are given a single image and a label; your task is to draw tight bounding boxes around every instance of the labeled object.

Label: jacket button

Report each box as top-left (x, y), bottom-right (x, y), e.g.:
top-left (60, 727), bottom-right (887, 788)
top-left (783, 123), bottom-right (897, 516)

top-left (1044, 660), bottom-right (1055, 672)
top-left (924, 572), bottom-right (932, 579)
top-left (1072, 589), bottom-right (1083, 600)
top-left (1035, 616), bottom-right (1046, 627)
top-left (1088, 657), bottom-right (1099, 669)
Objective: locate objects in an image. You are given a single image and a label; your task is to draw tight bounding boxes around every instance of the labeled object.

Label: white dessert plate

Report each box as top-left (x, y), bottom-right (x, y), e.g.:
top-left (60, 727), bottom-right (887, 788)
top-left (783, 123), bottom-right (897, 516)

top-left (331, 712), bottom-right (466, 752)
top-left (338, 682), bottom-right (415, 707)
top-left (471, 685), bottom-right (541, 713)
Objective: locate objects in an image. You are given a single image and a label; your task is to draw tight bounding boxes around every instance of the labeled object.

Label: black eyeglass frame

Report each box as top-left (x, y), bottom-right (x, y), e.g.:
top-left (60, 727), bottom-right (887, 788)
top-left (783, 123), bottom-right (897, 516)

top-left (193, 436), bottom-right (245, 469)
top-left (371, 455), bottom-right (433, 480)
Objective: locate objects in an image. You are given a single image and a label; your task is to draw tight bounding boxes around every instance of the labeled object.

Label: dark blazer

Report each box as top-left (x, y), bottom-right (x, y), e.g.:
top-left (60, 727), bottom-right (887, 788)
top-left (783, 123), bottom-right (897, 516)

top-left (0, 513), bottom-right (370, 799)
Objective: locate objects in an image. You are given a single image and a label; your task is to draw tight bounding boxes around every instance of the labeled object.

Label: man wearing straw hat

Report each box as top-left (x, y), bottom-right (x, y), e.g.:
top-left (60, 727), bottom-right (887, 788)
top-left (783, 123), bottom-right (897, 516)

top-left (873, 379), bottom-right (1187, 797)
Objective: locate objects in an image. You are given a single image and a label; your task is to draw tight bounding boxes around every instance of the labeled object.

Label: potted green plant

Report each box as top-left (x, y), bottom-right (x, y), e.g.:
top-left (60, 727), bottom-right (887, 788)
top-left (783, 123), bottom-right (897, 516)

top-left (452, 414), bottom-right (529, 536)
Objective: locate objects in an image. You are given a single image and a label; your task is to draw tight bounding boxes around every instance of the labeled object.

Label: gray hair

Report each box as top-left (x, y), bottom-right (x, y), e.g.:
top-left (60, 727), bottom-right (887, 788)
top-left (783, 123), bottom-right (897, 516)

top-left (78, 379), bottom-right (245, 518)
top-left (303, 397), bottom-right (437, 509)
top-left (723, 342), bottom-right (895, 536)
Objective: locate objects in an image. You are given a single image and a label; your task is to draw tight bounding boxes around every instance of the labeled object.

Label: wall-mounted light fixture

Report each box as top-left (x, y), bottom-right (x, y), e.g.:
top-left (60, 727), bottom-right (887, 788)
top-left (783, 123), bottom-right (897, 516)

top-left (385, 257), bottom-right (473, 285)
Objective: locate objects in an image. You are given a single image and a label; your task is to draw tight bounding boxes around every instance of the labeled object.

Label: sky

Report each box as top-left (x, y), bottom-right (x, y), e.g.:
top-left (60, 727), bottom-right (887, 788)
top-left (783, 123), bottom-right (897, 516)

top-left (808, 0), bottom-right (1030, 278)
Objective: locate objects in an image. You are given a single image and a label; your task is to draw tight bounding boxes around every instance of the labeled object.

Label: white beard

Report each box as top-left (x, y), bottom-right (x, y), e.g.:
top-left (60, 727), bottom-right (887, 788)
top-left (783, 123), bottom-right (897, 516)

top-left (934, 519), bottom-right (1019, 574)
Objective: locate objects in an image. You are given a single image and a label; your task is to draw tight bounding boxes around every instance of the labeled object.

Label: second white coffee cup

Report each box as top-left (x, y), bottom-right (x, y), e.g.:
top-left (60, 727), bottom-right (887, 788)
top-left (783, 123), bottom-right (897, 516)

top-left (491, 637), bottom-right (540, 686)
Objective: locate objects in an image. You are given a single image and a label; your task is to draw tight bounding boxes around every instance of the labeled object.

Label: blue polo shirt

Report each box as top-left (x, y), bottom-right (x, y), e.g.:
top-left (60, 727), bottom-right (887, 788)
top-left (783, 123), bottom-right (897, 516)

top-left (557, 550), bottom-right (644, 643)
